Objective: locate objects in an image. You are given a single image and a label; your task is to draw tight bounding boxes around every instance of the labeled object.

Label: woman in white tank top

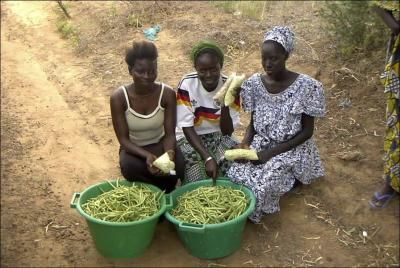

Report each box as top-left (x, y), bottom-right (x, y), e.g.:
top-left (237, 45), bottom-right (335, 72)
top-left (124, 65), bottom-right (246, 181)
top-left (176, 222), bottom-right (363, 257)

top-left (110, 40), bottom-right (184, 193)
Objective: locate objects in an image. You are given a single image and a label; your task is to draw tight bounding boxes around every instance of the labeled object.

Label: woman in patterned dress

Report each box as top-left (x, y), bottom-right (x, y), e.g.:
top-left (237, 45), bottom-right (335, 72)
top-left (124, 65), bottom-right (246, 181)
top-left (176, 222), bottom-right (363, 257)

top-left (227, 26), bottom-right (326, 223)
top-left (369, 1), bottom-right (399, 208)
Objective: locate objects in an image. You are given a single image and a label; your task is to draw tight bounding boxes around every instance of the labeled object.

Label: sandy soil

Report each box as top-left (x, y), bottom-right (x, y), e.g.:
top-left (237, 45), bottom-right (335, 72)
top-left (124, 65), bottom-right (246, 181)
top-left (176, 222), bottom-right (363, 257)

top-left (1, 1), bottom-right (399, 267)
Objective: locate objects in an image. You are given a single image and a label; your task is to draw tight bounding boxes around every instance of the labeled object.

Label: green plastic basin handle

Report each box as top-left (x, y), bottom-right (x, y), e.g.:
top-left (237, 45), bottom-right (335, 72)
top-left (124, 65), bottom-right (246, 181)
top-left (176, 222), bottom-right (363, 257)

top-left (165, 194), bottom-right (173, 209)
top-left (70, 192), bottom-right (80, 208)
top-left (206, 176), bottom-right (231, 181)
top-left (217, 176), bottom-right (231, 181)
top-left (179, 222), bottom-right (205, 234)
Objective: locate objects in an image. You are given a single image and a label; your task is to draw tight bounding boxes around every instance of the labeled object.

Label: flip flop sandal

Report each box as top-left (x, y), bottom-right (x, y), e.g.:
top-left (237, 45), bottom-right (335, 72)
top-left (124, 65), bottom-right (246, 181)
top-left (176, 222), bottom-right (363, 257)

top-left (369, 191), bottom-right (397, 209)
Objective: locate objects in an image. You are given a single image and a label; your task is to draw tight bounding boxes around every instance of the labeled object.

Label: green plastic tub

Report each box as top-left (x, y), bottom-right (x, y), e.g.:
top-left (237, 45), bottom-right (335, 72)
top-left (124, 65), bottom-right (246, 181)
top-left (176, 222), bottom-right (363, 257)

top-left (165, 178), bottom-right (256, 259)
top-left (70, 180), bottom-right (169, 259)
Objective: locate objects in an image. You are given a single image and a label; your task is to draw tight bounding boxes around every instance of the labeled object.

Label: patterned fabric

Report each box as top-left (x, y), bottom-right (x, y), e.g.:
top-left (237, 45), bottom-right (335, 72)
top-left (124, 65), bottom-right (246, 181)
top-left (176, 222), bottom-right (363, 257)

top-left (382, 35), bottom-right (400, 192)
top-left (263, 26), bottom-right (295, 54)
top-left (381, 35), bottom-right (400, 98)
top-left (371, 0), bottom-right (400, 192)
top-left (227, 73), bottom-right (326, 223)
top-left (178, 132), bottom-right (238, 184)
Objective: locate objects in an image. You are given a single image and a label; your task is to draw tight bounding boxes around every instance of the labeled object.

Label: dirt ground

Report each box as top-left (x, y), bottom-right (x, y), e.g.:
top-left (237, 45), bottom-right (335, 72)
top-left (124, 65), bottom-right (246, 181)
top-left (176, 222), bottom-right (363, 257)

top-left (1, 1), bottom-right (399, 267)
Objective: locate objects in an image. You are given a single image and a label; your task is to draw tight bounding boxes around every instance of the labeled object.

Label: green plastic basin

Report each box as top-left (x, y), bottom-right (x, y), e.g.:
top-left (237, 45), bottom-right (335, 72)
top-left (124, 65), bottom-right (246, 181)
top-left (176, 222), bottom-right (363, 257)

top-left (165, 178), bottom-right (256, 259)
top-left (70, 180), bottom-right (169, 259)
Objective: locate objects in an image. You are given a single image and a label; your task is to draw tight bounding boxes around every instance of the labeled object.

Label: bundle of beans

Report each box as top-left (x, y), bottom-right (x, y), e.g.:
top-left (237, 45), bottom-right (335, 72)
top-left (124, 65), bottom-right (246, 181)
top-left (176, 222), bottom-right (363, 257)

top-left (82, 181), bottom-right (163, 222)
top-left (172, 186), bottom-right (249, 224)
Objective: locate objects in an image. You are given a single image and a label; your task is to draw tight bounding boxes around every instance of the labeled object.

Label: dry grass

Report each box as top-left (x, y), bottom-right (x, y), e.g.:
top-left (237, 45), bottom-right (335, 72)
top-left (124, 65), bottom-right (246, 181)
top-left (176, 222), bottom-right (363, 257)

top-left (304, 196), bottom-right (399, 267)
top-left (211, 1), bottom-right (271, 21)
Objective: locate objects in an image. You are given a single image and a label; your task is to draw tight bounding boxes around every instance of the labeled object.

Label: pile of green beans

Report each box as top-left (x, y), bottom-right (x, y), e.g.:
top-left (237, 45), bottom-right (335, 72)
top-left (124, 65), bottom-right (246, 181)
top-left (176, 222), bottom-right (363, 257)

top-left (171, 186), bottom-right (249, 224)
top-left (82, 181), bottom-right (163, 222)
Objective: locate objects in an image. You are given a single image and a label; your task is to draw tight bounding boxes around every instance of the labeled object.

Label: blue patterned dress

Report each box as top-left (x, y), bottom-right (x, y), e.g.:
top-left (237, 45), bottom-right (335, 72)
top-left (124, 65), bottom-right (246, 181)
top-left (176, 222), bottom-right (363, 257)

top-left (227, 73), bottom-right (326, 223)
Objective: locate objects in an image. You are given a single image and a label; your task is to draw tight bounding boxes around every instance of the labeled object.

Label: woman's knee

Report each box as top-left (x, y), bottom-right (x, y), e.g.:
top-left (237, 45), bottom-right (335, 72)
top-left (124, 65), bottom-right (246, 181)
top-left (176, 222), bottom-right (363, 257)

top-left (265, 177), bottom-right (295, 195)
top-left (143, 142), bottom-right (164, 156)
top-left (119, 150), bottom-right (149, 181)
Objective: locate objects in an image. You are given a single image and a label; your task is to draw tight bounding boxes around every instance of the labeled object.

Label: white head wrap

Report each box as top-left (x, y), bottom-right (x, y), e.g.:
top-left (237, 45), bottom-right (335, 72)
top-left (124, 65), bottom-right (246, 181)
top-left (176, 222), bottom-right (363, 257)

top-left (263, 26), bottom-right (295, 54)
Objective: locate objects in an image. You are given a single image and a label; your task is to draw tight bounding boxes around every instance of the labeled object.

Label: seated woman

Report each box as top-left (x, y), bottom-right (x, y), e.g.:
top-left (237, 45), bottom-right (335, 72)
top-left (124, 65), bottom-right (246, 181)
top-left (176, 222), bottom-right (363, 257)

top-left (176, 41), bottom-right (240, 184)
top-left (110, 40), bottom-right (184, 193)
top-left (227, 26), bottom-right (326, 223)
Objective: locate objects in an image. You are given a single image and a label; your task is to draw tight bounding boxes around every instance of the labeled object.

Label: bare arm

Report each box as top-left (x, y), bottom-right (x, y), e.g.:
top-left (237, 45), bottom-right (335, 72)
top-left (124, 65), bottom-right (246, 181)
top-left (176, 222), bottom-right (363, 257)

top-left (110, 88), bottom-right (154, 159)
top-left (256, 114), bottom-right (314, 163)
top-left (220, 106), bottom-right (234, 136)
top-left (161, 86), bottom-right (177, 160)
top-left (373, 6), bottom-right (400, 35)
top-left (220, 86), bottom-right (242, 136)
top-left (238, 112), bottom-right (256, 148)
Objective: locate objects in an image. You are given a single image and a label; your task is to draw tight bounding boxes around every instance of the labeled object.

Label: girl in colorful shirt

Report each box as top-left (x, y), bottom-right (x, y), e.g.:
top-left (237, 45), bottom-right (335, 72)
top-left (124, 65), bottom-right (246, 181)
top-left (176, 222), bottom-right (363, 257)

top-left (176, 41), bottom-right (240, 184)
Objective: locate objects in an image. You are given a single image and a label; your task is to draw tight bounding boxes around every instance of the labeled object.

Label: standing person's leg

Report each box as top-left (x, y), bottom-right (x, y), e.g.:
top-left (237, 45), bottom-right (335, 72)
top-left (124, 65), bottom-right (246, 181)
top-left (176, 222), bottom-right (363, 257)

top-left (370, 36), bottom-right (400, 208)
top-left (370, 92), bottom-right (399, 208)
top-left (383, 94), bottom-right (399, 193)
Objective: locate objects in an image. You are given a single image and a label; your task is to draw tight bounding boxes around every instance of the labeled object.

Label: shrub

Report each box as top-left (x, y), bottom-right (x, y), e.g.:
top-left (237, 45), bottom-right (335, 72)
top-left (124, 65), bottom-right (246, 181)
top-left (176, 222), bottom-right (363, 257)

top-left (319, 1), bottom-right (389, 59)
top-left (56, 19), bottom-right (75, 39)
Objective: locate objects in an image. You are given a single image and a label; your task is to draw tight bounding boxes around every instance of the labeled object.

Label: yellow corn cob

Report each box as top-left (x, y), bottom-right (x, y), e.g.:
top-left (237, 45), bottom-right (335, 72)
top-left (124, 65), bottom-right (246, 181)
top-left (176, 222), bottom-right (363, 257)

top-left (224, 149), bottom-right (258, 161)
top-left (224, 74), bottom-right (245, 107)
top-left (152, 152), bottom-right (175, 174)
top-left (213, 73), bottom-right (235, 106)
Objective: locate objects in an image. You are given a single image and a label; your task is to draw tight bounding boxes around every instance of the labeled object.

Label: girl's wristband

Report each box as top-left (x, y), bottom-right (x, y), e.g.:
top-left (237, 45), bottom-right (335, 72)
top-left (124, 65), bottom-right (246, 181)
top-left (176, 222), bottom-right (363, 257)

top-left (204, 156), bottom-right (214, 165)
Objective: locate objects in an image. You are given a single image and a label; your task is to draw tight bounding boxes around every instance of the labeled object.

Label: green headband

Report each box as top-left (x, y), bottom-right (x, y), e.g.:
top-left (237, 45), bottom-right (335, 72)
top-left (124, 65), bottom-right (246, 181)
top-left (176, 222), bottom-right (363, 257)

top-left (190, 41), bottom-right (224, 67)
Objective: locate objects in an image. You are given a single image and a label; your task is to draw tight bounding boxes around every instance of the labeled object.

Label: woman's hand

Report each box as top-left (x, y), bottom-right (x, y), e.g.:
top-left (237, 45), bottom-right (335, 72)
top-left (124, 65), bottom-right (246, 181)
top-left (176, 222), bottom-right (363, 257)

top-left (166, 149), bottom-right (175, 161)
top-left (205, 157), bottom-right (218, 179)
top-left (235, 143), bottom-right (250, 149)
top-left (146, 153), bottom-right (162, 175)
top-left (253, 150), bottom-right (274, 165)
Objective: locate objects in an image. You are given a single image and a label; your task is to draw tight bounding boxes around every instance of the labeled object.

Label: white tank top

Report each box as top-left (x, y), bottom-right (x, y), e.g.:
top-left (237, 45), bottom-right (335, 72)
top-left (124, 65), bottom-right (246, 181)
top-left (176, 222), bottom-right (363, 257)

top-left (122, 83), bottom-right (165, 146)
